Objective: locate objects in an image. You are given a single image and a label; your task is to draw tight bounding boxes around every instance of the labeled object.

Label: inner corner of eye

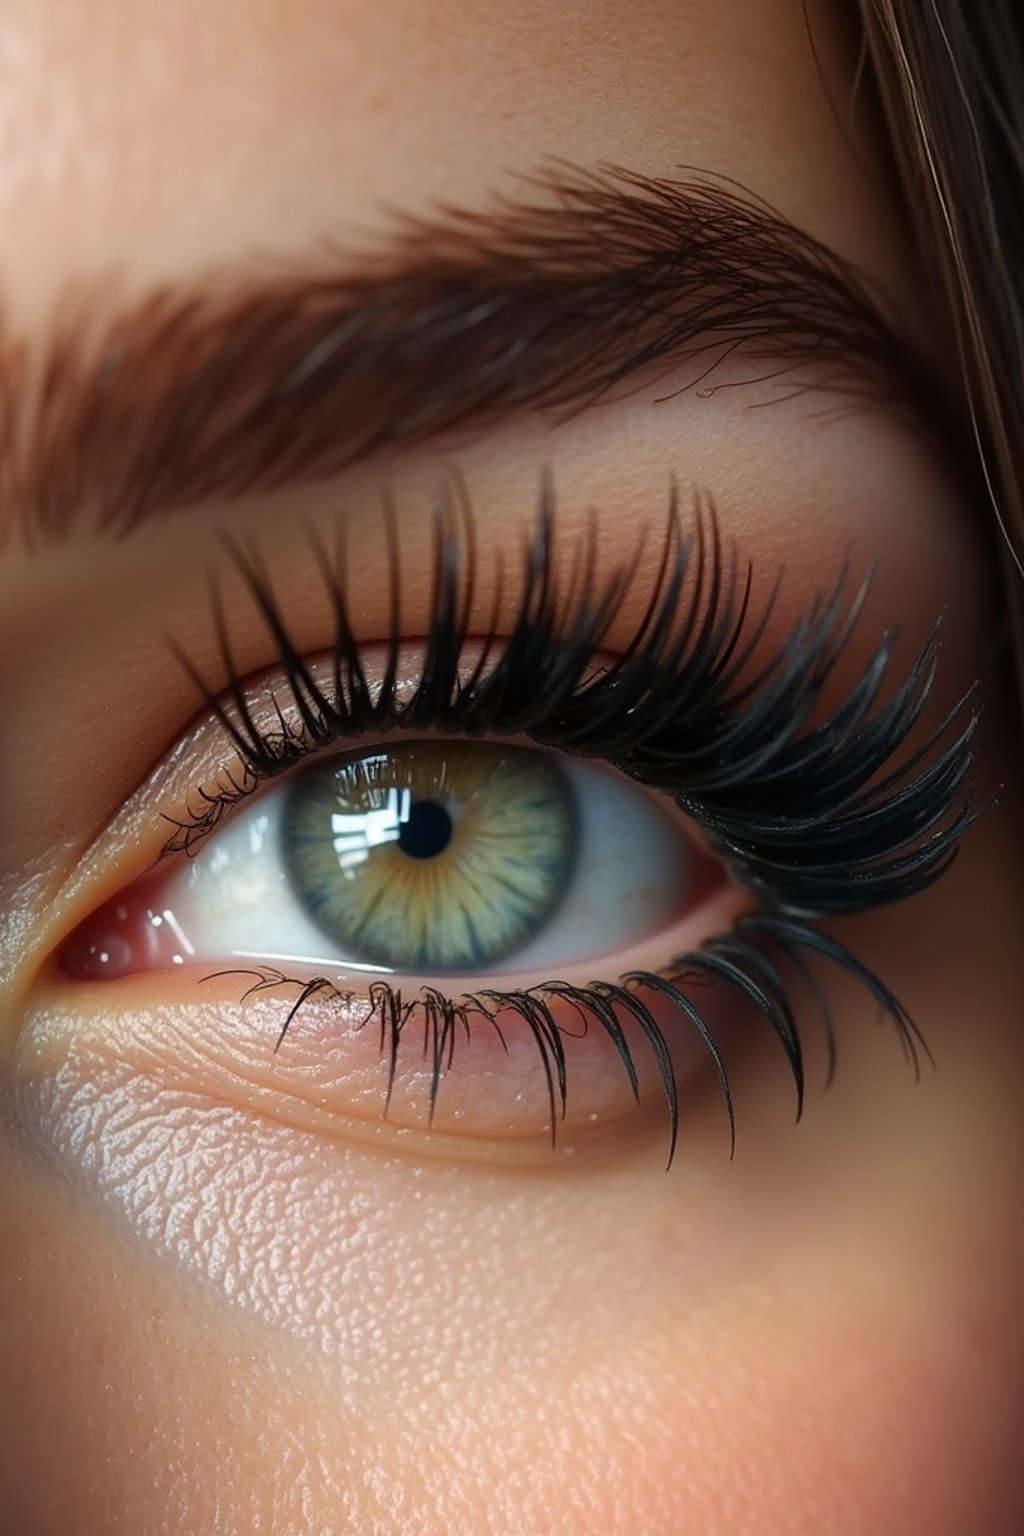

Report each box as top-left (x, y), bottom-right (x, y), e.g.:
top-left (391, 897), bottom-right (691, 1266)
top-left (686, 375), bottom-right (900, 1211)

top-left (54, 736), bottom-right (728, 993)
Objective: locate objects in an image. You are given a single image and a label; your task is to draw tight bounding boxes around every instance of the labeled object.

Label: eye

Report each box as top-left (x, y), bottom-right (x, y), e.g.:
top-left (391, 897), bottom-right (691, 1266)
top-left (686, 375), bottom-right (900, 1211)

top-left (63, 739), bottom-right (706, 979)
top-left (50, 505), bottom-right (977, 1167)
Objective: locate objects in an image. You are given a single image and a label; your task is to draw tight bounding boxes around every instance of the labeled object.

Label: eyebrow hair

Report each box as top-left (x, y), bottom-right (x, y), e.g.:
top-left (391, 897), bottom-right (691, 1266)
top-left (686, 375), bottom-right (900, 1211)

top-left (0, 163), bottom-right (940, 547)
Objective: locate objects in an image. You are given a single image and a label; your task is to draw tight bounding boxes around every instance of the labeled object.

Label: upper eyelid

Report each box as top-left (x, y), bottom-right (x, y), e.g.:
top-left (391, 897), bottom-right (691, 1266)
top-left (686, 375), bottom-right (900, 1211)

top-left (3, 493), bottom-right (665, 974)
top-left (158, 492), bottom-right (980, 919)
top-left (12, 487), bottom-right (976, 1002)
top-left (157, 490), bottom-right (736, 849)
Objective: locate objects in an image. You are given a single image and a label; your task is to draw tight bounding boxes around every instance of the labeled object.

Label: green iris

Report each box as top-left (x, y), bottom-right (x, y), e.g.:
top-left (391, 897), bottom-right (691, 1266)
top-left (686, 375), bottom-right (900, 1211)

top-left (280, 741), bottom-right (578, 971)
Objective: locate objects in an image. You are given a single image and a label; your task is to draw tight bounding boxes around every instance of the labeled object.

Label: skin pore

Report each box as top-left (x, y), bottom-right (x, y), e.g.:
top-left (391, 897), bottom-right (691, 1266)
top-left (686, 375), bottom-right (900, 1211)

top-left (1, 1), bottom-right (1023, 1532)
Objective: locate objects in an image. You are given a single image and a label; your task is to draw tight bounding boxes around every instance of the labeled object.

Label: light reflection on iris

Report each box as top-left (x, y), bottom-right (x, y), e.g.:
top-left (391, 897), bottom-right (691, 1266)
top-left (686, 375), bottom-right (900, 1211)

top-left (330, 781), bottom-right (413, 875)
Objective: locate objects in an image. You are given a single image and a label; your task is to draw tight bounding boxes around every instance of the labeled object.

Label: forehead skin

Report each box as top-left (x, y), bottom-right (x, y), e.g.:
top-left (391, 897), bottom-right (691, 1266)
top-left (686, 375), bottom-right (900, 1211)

top-left (0, 0), bottom-right (904, 310)
top-left (0, 4), bottom-right (1022, 1536)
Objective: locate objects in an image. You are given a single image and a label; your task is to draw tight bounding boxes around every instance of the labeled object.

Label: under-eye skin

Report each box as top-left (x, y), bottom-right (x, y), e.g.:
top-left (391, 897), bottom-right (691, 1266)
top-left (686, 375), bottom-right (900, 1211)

top-left (56, 488), bottom-right (979, 1163)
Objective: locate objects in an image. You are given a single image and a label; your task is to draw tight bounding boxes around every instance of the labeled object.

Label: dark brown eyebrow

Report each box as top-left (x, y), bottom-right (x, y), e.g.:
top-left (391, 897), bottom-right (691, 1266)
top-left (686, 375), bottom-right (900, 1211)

top-left (0, 164), bottom-right (939, 547)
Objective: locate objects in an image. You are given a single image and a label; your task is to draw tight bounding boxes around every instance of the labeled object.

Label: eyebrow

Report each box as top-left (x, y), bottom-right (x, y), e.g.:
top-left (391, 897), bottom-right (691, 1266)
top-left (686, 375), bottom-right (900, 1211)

top-left (0, 164), bottom-right (941, 547)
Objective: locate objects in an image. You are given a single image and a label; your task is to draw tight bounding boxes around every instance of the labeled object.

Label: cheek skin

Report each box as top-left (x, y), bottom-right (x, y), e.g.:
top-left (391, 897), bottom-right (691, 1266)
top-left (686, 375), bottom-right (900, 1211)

top-left (1, 996), bottom-right (1022, 1534)
top-left (3, 815), bottom-right (1024, 1534)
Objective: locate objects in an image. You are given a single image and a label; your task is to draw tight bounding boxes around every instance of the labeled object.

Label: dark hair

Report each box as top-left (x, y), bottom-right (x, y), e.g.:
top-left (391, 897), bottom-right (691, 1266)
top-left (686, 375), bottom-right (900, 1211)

top-left (860, 3), bottom-right (1024, 677)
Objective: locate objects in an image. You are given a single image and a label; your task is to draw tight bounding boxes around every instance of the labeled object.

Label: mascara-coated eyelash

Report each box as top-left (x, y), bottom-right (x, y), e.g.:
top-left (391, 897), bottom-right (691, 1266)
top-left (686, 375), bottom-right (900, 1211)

top-left (162, 482), bottom-right (979, 1160)
top-left (169, 482), bottom-right (977, 910)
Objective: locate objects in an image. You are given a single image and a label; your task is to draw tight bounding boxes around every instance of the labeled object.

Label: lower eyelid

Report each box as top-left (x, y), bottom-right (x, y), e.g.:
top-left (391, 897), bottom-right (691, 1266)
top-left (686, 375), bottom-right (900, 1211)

top-left (23, 879), bottom-right (747, 1167)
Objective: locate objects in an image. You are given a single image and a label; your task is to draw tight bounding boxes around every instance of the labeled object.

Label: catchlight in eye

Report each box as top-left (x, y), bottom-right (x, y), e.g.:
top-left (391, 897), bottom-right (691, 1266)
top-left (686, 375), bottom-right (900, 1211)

top-left (281, 742), bottom-right (579, 971)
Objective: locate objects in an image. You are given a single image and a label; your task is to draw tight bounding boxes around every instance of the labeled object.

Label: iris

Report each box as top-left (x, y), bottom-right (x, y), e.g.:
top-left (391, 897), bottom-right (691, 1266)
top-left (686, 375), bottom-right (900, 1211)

top-left (280, 742), bottom-right (578, 971)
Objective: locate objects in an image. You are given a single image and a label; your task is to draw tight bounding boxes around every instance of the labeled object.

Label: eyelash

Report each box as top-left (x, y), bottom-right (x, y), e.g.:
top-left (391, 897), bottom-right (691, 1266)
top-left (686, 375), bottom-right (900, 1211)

top-left (165, 483), bottom-right (979, 1162)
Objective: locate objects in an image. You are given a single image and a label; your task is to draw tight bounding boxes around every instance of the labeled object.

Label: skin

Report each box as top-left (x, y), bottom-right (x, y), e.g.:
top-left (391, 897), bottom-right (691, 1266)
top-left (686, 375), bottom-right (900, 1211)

top-left (1, 1), bottom-right (1023, 1533)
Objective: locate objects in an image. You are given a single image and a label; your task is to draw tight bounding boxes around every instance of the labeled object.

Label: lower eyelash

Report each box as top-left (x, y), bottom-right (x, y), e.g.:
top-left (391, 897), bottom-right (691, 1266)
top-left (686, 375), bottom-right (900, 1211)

top-left (204, 912), bottom-right (925, 1166)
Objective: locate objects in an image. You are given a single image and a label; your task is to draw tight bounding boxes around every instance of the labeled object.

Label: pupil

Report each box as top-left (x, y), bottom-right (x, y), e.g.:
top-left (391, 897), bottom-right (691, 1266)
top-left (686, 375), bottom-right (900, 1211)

top-left (397, 798), bottom-right (453, 860)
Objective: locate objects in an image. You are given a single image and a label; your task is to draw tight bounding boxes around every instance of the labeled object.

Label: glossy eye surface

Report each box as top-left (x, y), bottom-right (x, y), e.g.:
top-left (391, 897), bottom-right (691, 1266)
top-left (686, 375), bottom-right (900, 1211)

top-left (281, 741), bottom-right (578, 970)
top-left (62, 738), bottom-right (705, 982)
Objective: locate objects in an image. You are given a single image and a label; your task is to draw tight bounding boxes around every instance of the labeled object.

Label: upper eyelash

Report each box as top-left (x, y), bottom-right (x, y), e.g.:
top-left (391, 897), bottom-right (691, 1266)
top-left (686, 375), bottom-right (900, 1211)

top-left (167, 478), bottom-right (979, 919)
top-left (164, 480), bottom-right (979, 1162)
